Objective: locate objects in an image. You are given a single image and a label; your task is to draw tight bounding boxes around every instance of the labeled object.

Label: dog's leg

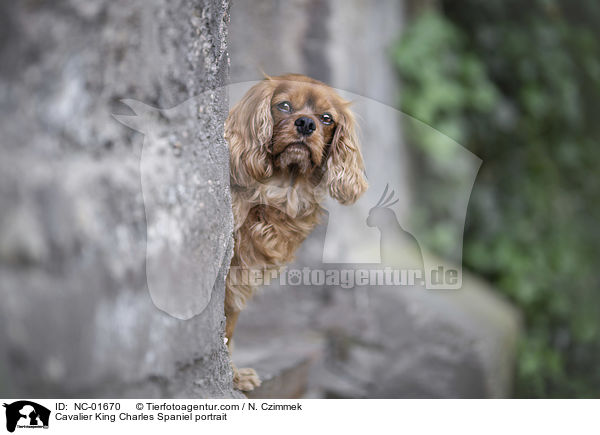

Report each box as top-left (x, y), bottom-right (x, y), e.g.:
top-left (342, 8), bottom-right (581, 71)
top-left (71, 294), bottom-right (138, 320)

top-left (225, 308), bottom-right (239, 349)
top-left (225, 299), bottom-right (261, 391)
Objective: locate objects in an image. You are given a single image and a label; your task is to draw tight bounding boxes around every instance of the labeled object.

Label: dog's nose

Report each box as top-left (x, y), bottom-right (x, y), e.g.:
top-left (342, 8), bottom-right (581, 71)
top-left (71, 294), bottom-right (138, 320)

top-left (295, 116), bottom-right (316, 136)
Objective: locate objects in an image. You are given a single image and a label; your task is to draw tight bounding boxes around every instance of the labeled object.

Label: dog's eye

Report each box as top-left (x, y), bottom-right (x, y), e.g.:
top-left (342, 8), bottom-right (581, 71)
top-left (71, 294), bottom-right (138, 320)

top-left (277, 101), bottom-right (292, 113)
top-left (320, 113), bottom-right (334, 125)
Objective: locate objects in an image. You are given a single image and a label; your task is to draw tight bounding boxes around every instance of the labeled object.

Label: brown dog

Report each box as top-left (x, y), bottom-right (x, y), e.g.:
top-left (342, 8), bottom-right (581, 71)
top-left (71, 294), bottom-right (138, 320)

top-left (224, 74), bottom-right (368, 391)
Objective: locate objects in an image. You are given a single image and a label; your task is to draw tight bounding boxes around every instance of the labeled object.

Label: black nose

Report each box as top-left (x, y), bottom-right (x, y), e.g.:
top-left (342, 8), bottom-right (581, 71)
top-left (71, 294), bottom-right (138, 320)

top-left (295, 116), bottom-right (316, 136)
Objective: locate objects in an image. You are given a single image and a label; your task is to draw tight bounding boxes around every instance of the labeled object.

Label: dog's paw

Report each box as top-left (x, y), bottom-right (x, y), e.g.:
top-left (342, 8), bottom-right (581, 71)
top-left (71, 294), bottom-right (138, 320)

top-left (233, 367), bottom-right (262, 391)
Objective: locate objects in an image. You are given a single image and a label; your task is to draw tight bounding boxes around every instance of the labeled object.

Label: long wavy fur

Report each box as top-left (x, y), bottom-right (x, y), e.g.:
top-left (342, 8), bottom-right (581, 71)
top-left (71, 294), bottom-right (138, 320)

top-left (222, 74), bottom-right (368, 391)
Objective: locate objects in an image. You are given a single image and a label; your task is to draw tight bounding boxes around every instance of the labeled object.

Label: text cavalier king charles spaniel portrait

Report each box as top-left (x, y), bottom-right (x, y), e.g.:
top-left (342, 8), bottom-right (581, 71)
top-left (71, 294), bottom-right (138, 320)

top-left (224, 73), bottom-right (368, 391)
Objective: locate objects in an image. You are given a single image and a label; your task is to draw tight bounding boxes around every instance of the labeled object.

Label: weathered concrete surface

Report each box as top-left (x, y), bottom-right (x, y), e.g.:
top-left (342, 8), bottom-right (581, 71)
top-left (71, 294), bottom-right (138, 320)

top-left (0, 0), bottom-right (241, 397)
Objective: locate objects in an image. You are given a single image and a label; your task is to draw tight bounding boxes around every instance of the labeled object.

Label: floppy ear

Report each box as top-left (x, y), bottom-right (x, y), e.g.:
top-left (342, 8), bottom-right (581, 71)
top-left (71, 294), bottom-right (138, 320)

top-left (327, 106), bottom-right (368, 204)
top-left (225, 80), bottom-right (275, 186)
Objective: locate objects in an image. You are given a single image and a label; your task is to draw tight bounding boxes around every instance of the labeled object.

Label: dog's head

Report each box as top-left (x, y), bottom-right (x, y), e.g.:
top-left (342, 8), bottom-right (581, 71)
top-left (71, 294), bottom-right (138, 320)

top-left (225, 73), bottom-right (367, 204)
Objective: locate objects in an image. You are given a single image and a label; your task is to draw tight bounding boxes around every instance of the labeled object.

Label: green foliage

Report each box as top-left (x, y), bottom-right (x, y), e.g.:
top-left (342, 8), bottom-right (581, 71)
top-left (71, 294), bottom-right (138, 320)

top-left (393, 0), bottom-right (600, 397)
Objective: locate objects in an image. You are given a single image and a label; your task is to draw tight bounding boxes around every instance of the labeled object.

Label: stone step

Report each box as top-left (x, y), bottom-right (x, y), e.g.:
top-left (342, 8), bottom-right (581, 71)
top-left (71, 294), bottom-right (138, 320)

top-left (233, 334), bottom-right (323, 398)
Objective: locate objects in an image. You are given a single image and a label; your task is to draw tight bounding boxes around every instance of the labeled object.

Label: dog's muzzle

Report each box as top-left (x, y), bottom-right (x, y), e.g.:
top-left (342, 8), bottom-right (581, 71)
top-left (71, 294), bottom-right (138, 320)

top-left (274, 142), bottom-right (312, 173)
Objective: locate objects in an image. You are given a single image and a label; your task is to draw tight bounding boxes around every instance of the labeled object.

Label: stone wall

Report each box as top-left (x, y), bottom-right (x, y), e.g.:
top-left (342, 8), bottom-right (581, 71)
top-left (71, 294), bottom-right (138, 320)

top-left (0, 0), bottom-right (240, 398)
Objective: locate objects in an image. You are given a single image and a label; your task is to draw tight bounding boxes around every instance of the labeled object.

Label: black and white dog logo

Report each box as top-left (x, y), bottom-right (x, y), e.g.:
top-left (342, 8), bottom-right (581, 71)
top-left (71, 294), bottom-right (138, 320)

top-left (3, 401), bottom-right (50, 432)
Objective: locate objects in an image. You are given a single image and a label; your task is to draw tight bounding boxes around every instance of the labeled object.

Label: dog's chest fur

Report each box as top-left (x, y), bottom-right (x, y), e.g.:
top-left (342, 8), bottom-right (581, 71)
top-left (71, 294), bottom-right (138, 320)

top-left (232, 174), bottom-right (326, 267)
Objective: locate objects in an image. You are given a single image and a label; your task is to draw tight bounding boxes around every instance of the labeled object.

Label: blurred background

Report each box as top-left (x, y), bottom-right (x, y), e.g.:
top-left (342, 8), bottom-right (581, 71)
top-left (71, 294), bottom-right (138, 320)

top-left (395, 0), bottom-right (600, 398)
top-left (230, 0), bottom-right (600, 399)
top-left (0, 0), bottom-right (598, 398)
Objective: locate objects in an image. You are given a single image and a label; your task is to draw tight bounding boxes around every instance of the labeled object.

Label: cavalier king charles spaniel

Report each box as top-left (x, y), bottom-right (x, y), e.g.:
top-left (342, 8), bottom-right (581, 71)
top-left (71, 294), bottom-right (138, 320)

top-left (224, 73), bottom-right (368, 391)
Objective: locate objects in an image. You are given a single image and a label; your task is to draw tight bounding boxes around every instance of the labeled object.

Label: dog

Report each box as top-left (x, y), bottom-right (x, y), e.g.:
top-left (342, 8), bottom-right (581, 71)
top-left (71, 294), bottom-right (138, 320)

top-left (224, 73), bottom-right (368, 391)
